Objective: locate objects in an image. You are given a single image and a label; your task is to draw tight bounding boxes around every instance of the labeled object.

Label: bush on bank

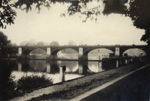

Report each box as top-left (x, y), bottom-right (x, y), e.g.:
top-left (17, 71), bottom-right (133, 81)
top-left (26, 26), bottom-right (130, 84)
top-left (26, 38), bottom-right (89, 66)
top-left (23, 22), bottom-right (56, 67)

top-left (0, 76), bottom-right (17, 100)
top-left (0, 74), bottom-right (53, 100)
top-left (17, 74), bottom-right (53, 92)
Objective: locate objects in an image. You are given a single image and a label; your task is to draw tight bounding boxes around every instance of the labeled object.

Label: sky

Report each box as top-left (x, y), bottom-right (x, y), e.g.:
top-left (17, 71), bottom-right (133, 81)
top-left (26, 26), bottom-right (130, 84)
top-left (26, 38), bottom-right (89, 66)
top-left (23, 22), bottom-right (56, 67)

top-left (1, 1), bottom-right (147, 46)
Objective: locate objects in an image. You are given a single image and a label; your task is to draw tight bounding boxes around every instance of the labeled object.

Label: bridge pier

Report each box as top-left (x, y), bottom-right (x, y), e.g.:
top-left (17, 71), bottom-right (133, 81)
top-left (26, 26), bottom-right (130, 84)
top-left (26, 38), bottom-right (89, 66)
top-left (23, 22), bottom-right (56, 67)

top-left (47, 55), bottom-right (57, 60)
top-left (46, 48), bottom-right (51, 58)
top-left (78, 47), bottom-right (83, 74)
top-left (18, 62), bottom-right (22, 71)
top-left (78, 47), bottom-right (83, 59)
top-left (115, 47), bottom-right (120, 56)
top-left (98, 61), bottom-right (102, 72)
top-left (78, 47), bottom-right (88, 74)
top-left (17, 47), bottom-right (25, 59)
top-left (46, 63), bottom-right (51, 72)
top-left (78, 64), bottom-right (83, 74)
top-left (18, 47), bottom-right (22, 56)
top-left (78, 58), bottom-right (88, 74)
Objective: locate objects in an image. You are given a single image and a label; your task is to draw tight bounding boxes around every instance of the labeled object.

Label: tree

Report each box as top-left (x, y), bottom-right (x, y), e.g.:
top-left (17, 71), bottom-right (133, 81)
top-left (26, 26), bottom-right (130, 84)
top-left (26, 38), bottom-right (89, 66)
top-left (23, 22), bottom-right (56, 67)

top-left (1, 0), bottom-right (150, 60)
top-left (128, 0), bottom-right (150, 43)
top-left (1, 0), bottom-right (102, 28)
top-left (103, 0), bottom-right (127, 15)
top-left (128, 0), bottom-right (150, 62)
top-left (36, 41), bottom-right (45, 46)
top-left (0, 0), bottom-right (16, 29)
top-left (68, 41), bottom-right (76, 46)
top-left (50, 41), bottom-right (59, 46)
top-left (0, 31), bottom-right (11, 45)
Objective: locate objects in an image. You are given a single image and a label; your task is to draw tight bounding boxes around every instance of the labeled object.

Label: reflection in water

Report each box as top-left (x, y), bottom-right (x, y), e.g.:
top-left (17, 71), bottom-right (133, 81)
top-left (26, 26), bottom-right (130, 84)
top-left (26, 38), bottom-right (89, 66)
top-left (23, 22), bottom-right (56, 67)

top-left (18, 62), bottom-right (22, 71)
top-left (46, 63), bottom-right (51, 72)
top-left (30, 60), bottom-right (46, 72)
top-left (88, 61), bottom-right (102, 73)
top-left (7, 59), bottom-right (102, 83)
top-left (58, 61), bottom-right (78, 72)
top-left (15, 60), bottom-right (102, 73)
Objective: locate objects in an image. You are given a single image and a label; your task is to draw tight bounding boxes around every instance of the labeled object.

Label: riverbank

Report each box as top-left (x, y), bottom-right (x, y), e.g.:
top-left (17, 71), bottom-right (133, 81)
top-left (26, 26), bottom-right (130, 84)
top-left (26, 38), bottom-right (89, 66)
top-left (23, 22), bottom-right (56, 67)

top-left (80, 64), bottom-right (150, 101)
top-left (9, 61), bottom-right (145, 101)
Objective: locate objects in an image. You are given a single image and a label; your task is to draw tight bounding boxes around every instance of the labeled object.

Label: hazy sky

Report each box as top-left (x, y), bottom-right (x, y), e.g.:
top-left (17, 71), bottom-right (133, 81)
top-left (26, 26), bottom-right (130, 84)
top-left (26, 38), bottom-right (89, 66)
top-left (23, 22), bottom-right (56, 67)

top-left (1, 2), bottom-right (146, 45)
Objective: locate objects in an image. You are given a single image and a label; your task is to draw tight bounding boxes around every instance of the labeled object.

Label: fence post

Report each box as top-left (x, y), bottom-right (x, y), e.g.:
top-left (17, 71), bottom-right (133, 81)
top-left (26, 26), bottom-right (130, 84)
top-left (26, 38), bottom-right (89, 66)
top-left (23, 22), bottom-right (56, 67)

top-left (60, 65), bottom-right (66, 82)
top-left (116, 60), bottom-right (119, 68)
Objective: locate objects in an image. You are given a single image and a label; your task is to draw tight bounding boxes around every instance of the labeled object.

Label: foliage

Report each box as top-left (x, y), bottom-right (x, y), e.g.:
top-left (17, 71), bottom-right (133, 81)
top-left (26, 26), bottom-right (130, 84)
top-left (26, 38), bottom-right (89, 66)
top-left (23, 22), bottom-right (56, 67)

top-left (127, 0), bottom-right (150, 62)
top-left (0, 31), bottom-right (11, 45)
top-left (0, 76), bottom-right (17, 100)
top-left (1, 0), bottom-right (150, 47)
top-left (128, 0), bottom-right (150, 43)
top-left (0, 58), bottom-right (16, 100)
top-left (0, 72), bottom-right (53, 100)
top-left (36, 41), bottom-right (45, 46)
top-left (0, 0), bottom-right (16, 28)
top-left (103, 0), bottom-right (127, 15)
top-left (14, 0), bottom-right (51, 12)
top-left (50, 41), bottom-right (59, 46)
top-left (17, 74), bottom-right (53, 92)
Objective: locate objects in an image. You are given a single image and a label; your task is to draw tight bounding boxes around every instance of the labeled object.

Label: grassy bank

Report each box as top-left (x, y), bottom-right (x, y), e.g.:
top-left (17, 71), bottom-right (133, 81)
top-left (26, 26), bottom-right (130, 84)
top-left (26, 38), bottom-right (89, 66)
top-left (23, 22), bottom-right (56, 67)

top-left (29, 62), bottom-right (146, 101)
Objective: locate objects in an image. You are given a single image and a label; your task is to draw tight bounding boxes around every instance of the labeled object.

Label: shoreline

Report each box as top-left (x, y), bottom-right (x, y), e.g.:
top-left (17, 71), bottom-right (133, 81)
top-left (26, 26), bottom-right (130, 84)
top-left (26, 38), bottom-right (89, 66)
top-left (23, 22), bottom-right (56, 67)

top-left (9, 62), bottom-right (145, 101)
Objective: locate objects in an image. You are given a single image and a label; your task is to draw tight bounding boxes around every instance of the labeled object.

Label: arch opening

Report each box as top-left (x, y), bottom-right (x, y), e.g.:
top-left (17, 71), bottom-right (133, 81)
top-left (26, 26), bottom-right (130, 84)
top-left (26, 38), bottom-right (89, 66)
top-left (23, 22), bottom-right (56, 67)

top-left (122, 48), bottom-right (146, 57)
top-left (57, 48), bottom-right (78, 59)
top-left (29, 48), bottom-right (46, 59)
top-left (88, 48), bottom-right (114, 60)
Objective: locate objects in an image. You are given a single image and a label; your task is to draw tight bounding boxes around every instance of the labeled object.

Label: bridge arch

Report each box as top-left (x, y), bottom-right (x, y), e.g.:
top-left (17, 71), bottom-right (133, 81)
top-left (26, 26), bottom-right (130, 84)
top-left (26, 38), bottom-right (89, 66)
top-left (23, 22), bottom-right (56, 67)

top-left (88, 48), bottom-right (114, 60)
top-left (51, 47), bottom-right (78, 59)
top-left (22, 47), bottom-right (47, 55)
top-left (122, 48), bottom-right (146, 57)
top-left (84, 47), bottom-right (114, 56)
top-left (120, 45), bottom-right (147, 56)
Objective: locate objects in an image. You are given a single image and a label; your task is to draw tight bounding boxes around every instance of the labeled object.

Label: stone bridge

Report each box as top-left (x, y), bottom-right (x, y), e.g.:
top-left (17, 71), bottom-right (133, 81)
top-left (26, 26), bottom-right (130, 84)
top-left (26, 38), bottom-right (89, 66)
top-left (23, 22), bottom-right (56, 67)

top-left (0, 45), bottom-right (147, 74)
top-left (0, 45), bottom-right (148, 59)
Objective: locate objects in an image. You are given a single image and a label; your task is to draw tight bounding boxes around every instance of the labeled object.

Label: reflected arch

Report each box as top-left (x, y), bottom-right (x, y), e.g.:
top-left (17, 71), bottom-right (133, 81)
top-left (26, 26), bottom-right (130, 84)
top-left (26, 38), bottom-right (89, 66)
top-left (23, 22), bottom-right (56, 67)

top-left (88, 61), bottom-right (102, 73)
top-left (57, 60), bottom-right (78, 72)
top-left (88, 48), bottom-right (114, 60)
top-left (29, 60), bottom-right (46, 72)
top-left (122, 48), bottom-right (146, 57)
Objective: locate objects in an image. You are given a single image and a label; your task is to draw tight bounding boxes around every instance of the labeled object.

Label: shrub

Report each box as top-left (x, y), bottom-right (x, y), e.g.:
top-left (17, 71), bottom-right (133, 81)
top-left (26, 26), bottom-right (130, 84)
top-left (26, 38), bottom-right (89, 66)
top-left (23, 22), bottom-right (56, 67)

top-left (17, 74), bottom-right (53, 92)
top-left (0, 76), bottom-right (17, 100)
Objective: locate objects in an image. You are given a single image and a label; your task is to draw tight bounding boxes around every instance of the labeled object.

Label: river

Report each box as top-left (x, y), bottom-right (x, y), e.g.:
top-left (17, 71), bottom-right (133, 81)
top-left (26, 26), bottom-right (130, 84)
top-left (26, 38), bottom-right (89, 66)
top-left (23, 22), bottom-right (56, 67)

top-left (3, 59), bottom-right (103, 84)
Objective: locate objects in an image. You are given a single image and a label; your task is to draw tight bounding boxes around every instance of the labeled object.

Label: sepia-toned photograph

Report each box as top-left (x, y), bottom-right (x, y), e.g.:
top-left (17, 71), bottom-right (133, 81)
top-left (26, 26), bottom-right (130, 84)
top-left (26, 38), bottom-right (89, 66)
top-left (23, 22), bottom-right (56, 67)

top-left (0, 0), bottom-right (150, 100)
